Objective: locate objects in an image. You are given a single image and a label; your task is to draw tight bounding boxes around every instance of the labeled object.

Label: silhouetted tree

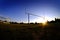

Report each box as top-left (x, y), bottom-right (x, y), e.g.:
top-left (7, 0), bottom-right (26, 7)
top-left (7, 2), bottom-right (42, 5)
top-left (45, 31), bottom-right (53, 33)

top-left (30, 22), bottom-right (34, 24)
top-left (35, 22), bottom-right (38, 24)
top-left (20, 22), bottom-right (24, 24)
top-left (10, 22), bottom-right (18, 24)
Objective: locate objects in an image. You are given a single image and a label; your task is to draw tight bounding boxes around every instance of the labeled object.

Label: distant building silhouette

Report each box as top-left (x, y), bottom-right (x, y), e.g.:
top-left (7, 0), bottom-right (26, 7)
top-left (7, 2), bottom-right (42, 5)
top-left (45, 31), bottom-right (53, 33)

top-left (48, 18), bottom-right (60, 23)
top-left (55, 18), bottom-right (60, 22)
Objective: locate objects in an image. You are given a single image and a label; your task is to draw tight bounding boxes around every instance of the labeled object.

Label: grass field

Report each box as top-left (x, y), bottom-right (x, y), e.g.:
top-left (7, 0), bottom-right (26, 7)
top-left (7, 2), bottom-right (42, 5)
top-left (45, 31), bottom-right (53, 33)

top-left (0, 23), bottom-right (60, 40)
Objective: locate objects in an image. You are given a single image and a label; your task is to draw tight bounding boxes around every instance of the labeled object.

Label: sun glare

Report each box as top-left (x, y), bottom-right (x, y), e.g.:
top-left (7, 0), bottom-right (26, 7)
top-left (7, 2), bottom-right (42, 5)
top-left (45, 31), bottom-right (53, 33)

top-left (31, 17), bottom-right (47, 23)
top-left (42, 21), bottom-right (47, 25)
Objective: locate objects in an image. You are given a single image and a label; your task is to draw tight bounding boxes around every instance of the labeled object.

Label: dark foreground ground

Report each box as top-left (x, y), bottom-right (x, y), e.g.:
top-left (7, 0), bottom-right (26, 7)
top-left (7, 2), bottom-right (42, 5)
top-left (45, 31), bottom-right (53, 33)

top-left (0, 23), bottom-right (60, 40)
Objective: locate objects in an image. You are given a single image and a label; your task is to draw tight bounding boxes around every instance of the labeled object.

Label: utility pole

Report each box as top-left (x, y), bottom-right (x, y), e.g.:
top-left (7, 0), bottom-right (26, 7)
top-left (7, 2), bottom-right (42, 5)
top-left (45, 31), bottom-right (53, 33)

top-left (25, 8), bottom-right (45, 23)
top-left (25, 8), bottom-right (30, 23)
top-left (28, 13), bottom-right (30, 24)
top-left (25, 13), bottom-right (45, 23)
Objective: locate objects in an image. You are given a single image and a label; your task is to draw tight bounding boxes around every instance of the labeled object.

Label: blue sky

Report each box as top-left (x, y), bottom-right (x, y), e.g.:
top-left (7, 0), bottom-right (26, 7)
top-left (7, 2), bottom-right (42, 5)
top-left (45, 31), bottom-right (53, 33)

top-left (0, 0), bottom-right (60, 23)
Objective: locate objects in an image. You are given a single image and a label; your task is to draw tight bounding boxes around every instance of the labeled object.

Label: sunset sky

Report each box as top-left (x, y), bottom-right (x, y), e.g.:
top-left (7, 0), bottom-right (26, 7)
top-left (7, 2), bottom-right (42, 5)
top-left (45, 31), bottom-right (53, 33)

top-left (0, 0), bottom-right (60, 23)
